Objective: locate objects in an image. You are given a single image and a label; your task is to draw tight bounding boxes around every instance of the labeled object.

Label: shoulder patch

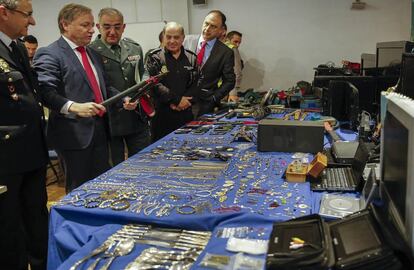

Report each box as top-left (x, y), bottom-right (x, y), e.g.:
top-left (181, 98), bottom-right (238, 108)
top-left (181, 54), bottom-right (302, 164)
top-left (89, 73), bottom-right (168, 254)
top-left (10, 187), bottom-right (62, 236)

top-left (0, 58), bottom-right (10, 73)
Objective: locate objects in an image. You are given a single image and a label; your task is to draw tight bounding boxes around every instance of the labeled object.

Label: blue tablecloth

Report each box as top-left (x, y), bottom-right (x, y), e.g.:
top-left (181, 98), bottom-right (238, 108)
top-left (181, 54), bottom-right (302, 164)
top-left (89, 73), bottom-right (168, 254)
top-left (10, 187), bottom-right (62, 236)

top-left (47, 117), bottom-right (357, 270)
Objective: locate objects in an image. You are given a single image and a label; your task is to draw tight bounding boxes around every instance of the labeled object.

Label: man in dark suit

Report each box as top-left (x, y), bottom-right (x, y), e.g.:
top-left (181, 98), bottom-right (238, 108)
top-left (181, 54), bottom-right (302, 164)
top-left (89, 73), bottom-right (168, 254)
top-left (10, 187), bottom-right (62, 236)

top-left (0, 0), bottom-right (49, 269)
top-left (183, 10), bottom-right (235, 117)
top-left (34, 3), bottom-right (134, 192)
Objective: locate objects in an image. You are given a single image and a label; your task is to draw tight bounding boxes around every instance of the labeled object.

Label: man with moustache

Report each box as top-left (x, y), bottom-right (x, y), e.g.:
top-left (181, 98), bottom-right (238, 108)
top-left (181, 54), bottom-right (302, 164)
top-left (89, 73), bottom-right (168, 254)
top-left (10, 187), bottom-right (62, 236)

top-left (34, 3), bottom-right (135, 192)
top-left (146, 22), bottom-right (199, 141)
top-left (89, 8), bottom-right (150, 166)
top-left (0, 0), bottom-right (49, 269)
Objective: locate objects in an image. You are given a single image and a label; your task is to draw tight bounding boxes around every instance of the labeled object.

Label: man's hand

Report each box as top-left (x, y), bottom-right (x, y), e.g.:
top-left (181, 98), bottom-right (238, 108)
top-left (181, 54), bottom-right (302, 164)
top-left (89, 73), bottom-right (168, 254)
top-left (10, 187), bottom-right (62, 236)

top-left (123, 96), bottom-right (138, 111)
top-left (228, 95), bottom-right (239, 102)
top-left (68, 102), bottom-right (106, 117)
top-left (177, 96), bottom-right (192, 110)
top-left (170, 104), bottom-right (180, 111)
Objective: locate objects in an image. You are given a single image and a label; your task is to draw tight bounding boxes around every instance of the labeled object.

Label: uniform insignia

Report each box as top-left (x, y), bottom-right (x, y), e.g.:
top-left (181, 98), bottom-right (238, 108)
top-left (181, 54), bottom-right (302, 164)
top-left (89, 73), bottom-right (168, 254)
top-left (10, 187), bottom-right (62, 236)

top-left (11, 93), bottom-right (18, 101)
top-left (127, 55), bottom-right (140, 61)
top-left (161, 65), bottom-right (168, 74)
top-left (8, 84), bottom-right (15, 93)
top-left (103, 59), bottom-right (108, 63)
top-left (0, 58), bottom-right (10, 73)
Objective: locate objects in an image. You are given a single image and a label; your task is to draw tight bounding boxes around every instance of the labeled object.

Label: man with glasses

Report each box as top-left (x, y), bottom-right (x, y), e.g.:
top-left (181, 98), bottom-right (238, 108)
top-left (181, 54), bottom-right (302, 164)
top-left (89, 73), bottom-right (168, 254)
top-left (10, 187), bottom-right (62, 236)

top-left (183, 10), bottom-right (235, 117)
top-left (0, 0), bottom-right (49, 269)
top-left (34, 4), bottom-right (135, 193)
top-left (89, 8), bottom-right (150, 165)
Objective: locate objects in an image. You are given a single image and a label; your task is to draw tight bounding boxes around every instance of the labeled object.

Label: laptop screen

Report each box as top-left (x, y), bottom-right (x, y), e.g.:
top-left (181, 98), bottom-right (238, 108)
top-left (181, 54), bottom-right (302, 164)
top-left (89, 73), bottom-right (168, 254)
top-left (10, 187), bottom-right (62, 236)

top-left (351, 143), bottom-right (369, 180)
top-left (361, 168), bottom-right (378, 208)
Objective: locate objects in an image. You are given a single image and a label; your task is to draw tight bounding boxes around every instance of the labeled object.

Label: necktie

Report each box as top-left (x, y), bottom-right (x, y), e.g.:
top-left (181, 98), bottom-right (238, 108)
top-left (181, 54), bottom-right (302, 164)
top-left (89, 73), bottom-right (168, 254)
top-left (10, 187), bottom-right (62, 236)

top-left (111, 44), bottom-right (121, 59)
top-left (9, 41), bottom-right (24, 67)
top-left (197, 41), bottom-right (207, 66)
top-left (76, 46), bottom-right (104, 115)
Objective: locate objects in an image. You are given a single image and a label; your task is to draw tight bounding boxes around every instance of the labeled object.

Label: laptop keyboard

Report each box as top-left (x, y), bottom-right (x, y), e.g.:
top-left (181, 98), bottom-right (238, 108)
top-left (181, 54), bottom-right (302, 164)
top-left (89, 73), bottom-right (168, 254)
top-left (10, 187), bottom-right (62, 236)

top-left (313, 167), bottom-right (357, 191)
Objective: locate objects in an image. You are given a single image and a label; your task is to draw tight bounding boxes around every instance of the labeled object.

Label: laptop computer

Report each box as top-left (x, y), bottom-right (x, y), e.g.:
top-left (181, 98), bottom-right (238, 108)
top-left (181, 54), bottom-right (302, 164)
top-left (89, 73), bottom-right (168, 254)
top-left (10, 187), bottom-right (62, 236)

top-left (319, 168), bottom-right (379, 219)
top-left (312, 142), bottom-right (369, 192)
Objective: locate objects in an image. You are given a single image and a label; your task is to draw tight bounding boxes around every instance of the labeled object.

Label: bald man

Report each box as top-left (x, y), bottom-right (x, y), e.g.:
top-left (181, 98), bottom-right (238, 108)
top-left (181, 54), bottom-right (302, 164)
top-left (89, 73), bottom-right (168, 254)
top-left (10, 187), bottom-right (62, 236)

top-left (146, 22), bottom-right (199, 141)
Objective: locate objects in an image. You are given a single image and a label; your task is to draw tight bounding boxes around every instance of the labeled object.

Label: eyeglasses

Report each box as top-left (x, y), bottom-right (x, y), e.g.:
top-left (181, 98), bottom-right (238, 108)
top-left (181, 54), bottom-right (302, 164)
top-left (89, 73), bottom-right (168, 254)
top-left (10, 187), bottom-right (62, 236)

top-left (102, 24), bottom-right (123, 31)
top-left (6, 7), bottom-right (33, 18)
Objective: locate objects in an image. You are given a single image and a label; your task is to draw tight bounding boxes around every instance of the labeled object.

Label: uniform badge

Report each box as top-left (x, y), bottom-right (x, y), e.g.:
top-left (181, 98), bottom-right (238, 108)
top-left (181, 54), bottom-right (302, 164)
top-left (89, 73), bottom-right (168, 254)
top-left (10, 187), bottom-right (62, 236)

top-left (0, 58), bottom-right (10, 73)
top-left (161, 65), bottom-right (168, 74)
top-left (11, 93), bottom-right (18, 101)
top-left (127, 55), bottom-right (140, 62)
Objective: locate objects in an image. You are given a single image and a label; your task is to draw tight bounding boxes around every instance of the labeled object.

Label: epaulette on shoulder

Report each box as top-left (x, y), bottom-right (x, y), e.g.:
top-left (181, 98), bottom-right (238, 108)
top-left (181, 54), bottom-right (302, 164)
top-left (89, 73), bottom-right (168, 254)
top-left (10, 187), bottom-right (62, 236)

top-left (148, 47), bottom-right (163, 55)
top-left (122, 37), bottom-right (141, 47)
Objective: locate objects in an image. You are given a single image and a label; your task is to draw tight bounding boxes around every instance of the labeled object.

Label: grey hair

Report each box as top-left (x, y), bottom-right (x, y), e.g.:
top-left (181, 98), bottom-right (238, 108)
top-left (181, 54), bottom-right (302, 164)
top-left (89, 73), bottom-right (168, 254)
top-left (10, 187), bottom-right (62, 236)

top-left (0, 0), bottom-right (20, 9)
top-left (163, 22), bottom-right (185, 36)
top-left (98, 7), bottom-right (124, 23)
top-left (58, 3), bottom-right (91, 34)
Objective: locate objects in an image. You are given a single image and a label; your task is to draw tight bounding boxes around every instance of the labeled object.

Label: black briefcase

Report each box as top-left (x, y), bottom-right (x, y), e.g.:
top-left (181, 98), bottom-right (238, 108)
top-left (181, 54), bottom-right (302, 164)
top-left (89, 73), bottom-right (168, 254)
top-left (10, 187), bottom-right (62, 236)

top-left (266, 209), bottom-right (404, 270)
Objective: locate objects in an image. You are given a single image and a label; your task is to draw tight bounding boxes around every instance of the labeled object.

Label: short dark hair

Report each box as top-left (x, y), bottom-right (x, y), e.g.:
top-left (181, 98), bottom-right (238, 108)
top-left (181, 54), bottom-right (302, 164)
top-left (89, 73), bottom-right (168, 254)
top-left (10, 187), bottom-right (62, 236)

top-left (23, 35), bottom-right (37, 44)
top-left (207, 10), bottom-right (226, 27)
top-left (58, 3), bottom-right (91, 34)
top-left (226, 31), bottom-right (242, 40)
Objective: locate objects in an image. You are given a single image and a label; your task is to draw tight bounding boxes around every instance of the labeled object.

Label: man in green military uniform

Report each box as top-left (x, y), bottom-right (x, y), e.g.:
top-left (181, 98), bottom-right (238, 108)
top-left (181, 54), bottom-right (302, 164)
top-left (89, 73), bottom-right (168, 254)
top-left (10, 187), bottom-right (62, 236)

top-left (90, 7), bottom-right (150, 166)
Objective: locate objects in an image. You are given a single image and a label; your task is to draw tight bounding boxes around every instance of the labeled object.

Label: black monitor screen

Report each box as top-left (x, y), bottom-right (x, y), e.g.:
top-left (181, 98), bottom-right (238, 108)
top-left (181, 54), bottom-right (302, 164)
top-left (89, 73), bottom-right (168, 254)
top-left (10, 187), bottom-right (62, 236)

top-left (382, 112), bottom-right (408, 224)
top-left (400, 53), bottom-right (414, 99)
top-left (337, 218), bottom-right (381, 255)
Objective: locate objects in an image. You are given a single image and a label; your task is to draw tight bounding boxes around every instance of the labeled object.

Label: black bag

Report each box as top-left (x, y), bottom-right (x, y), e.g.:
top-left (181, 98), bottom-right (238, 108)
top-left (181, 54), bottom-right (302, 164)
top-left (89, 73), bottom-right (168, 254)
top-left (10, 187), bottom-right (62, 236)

top-left (266, 214), bottom-right (334, 270)
top-left (267, 209), bottom-right (404, 270)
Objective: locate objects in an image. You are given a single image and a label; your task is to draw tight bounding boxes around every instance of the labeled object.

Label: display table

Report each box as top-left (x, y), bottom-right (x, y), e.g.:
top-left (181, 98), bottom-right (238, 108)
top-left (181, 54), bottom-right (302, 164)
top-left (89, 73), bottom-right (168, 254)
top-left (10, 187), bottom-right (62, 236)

top-left (47, 118), bottom-right (357, 270)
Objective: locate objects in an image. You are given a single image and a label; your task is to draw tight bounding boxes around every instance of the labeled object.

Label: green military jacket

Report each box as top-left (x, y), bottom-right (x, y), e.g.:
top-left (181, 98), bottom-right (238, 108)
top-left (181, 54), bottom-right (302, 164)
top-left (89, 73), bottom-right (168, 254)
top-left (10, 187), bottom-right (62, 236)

top-left (89, 36), bottom-right (147, 137)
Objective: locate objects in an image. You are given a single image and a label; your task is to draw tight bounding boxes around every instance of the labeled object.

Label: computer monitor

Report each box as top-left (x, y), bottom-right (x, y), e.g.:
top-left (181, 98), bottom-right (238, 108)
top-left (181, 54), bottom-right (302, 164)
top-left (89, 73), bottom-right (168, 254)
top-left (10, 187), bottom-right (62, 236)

top-left (380, 93), bottom-right (414, 254)
top-left (399, 53), bottom-right (414, 99)
top-left (376, 41), bottom-right (414, 69)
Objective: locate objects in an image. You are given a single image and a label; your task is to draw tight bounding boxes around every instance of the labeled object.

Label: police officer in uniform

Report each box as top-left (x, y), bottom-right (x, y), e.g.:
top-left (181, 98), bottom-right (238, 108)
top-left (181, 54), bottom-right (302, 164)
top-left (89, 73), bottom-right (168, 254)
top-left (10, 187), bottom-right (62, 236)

top-left (0, 0), bottom-right (49, 269)
top-left (89, 7), bottom-right (151, 165)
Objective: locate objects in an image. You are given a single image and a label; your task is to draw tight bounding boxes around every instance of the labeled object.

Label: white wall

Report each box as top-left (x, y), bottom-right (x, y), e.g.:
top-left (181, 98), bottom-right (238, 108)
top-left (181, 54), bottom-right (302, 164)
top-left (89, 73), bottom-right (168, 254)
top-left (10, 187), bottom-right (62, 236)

top-left (188, 0), bottom-right (411, 91)
top-left (30, 0), bottom-right (188, 54)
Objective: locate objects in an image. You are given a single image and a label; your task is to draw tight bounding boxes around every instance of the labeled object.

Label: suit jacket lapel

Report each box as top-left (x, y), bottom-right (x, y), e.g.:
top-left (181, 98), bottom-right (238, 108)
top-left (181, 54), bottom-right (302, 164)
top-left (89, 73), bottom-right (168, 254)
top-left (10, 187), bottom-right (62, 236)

top-left (0, 40), bottom-right (35, 88)
top-left (120, 41), bottom-right (130, 65)
top-left (58, 38), bottom-right (106, 99)
top-left (92, 39), bottom-right (119, 63)
top-left (88, 47), bottom-right (107, 99)
top-left (0, 40), bottom-right (23, 71)
top-left (16, 41), bottom-right (35, 85)
top-left (58, 37), bottom-right (93, 90)
top-left (201, 40), bottom-right (219, 70)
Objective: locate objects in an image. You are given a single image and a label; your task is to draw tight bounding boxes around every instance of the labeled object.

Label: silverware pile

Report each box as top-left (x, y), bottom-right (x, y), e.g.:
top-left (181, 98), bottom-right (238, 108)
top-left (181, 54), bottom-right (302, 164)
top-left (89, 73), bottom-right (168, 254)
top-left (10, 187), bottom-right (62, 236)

top-left (69, 224), bottom-right (211, 270)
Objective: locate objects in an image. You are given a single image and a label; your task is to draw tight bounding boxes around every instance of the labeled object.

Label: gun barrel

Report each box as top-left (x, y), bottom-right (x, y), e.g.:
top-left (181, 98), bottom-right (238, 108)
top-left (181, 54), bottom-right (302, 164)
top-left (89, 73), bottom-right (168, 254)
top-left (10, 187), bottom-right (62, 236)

top-left (101, 72), bottom-right (168, 107)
